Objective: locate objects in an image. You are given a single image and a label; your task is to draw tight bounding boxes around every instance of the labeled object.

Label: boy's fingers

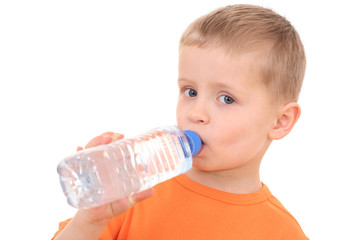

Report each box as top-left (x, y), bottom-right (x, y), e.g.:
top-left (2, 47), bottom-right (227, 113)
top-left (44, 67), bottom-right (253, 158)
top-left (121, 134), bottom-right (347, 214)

top-left (108, 188), bottom-right (154, 217)
top-left (127, 188), bottom-right (155, 208)
top-left (127, 195), bottom-right (137, 207)
top-left (99, 132), bottom-right (124, 140)
top-left (110, 133), bottom-right (124, 141)
top-left (85, 135), bottom-right (112, 149)
top-left (77, 146), bottom-right (84, 152)
top-left (84, 133), bottom-right (124, 149)
top-left (132, 188), bottom-right (155, 203)
top-left (99, 131), bottom-right (115, 137)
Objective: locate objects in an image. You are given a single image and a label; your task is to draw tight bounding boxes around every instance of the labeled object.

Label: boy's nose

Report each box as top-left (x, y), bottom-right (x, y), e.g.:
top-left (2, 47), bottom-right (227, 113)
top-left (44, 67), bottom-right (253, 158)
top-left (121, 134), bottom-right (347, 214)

top-left (187, 101), bottom-right (210, 125)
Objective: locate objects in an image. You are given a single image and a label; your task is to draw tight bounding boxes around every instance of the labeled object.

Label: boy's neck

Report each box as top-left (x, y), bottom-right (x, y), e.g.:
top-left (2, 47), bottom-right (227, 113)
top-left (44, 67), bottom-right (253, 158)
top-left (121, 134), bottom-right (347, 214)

top-left (185, 166), bottom-right (262, 194)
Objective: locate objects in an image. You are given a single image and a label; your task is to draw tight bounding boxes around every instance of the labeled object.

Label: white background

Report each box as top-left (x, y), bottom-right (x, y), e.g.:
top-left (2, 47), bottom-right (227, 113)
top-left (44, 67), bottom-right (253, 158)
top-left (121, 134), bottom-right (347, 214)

top-left (0, 0), bottom-right (359, 239)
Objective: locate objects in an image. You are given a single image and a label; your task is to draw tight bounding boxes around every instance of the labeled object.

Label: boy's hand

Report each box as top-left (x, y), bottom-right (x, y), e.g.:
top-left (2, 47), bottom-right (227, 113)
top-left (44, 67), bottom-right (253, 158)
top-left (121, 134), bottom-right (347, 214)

top-left (77, 131), bottom-right (154, 224)
top-left (54, 132), bottom-right (154, 240)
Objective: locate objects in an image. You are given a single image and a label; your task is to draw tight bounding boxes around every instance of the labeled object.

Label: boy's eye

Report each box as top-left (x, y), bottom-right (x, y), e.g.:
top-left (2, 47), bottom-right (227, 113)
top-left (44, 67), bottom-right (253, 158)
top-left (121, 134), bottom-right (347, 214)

top-left (184, 88), bottom-right (197, 97)
top-left (218, 95), bottom-right (234, 104)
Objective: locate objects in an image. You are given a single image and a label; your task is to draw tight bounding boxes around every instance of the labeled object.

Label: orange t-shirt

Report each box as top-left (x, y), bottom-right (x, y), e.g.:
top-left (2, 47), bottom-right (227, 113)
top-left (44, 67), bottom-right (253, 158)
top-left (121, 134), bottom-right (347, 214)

top-left (53, 175), bottom-right (308, 239)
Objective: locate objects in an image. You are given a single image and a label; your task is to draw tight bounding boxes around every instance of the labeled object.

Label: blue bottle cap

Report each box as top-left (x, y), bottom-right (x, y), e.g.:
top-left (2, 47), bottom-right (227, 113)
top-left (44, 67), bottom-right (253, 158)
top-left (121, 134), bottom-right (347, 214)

top-left (184, 130), bottom-right (202, 156)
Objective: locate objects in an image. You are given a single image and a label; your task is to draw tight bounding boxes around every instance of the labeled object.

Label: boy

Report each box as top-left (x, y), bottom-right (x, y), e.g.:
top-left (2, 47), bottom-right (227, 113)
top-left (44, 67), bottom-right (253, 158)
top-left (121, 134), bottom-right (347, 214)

top-left (53, 4), bottom-right (308, 239)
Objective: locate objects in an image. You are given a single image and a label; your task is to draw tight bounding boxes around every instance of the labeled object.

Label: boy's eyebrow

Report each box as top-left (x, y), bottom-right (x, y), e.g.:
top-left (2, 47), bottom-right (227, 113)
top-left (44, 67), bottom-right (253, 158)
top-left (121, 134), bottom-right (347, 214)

top-left (177, 78), bottom-right (197, 87)
top-left (178, 78), bottom-right (192, 83)
top-left (212, 81), bottom-right (248, 97)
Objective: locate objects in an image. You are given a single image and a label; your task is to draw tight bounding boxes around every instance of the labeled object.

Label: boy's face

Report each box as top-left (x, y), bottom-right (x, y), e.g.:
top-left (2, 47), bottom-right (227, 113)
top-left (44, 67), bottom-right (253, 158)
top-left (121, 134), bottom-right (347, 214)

top-left (177, 46), bottom-right (279, 173)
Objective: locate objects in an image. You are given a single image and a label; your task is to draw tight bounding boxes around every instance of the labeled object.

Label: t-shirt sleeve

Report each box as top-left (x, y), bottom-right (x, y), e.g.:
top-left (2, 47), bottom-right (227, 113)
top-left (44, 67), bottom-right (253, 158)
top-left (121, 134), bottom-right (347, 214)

top-left (51, 218), bottom-right (72, 240)
top-left (51, 215), bottom-right (125, 240)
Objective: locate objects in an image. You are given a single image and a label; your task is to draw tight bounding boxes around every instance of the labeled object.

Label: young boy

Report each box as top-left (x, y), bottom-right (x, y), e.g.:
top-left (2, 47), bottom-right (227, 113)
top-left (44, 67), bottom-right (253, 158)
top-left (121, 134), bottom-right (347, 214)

top-left (53, 4), bottom-right (308, 239)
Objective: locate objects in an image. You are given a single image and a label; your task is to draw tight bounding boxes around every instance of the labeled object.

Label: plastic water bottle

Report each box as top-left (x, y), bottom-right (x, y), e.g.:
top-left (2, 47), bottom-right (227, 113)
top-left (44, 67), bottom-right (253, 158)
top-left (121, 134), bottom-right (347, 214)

top-left (57, 125), bottom-right (202, 209)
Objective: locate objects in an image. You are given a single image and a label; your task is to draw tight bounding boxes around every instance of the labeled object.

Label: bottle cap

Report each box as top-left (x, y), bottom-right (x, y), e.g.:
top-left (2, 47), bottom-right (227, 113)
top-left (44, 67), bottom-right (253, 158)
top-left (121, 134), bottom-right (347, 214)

top-left (184, 130), bottom-right (202, 156)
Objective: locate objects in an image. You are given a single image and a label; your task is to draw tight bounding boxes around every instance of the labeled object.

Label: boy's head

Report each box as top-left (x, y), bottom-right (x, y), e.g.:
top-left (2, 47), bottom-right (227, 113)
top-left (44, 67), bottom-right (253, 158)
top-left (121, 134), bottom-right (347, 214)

top-left (176, 5), bottom-right (305, 173)
top-left (180, 4), bottom-right (306, 104)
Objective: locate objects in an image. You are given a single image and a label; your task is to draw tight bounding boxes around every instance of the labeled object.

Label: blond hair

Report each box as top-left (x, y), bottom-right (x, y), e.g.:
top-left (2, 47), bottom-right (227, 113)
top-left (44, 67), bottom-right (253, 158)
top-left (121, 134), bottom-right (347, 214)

top-left (180, 4), bottom-right (306, 103)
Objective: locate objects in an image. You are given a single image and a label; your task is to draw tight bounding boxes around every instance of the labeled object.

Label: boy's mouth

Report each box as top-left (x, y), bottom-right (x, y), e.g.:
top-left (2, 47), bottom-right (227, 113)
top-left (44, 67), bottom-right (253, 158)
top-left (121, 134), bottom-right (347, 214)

top-left (196, 135), bottom-right (205, 154)
top-left (198, 144), bottom-right (205, 154)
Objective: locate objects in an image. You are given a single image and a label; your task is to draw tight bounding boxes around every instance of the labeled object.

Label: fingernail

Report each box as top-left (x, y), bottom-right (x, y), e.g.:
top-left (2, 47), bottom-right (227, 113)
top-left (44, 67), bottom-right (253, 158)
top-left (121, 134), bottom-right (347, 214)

top-left (111, 133), bottom-right (123, 141)
top-left (128, 194), bottom-right (136, 207)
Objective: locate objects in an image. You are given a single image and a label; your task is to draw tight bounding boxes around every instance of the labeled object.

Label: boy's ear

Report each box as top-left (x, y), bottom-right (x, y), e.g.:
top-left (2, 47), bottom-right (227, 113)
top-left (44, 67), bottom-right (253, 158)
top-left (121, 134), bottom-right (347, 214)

top-left (268, 102), bottom-right (301, 140)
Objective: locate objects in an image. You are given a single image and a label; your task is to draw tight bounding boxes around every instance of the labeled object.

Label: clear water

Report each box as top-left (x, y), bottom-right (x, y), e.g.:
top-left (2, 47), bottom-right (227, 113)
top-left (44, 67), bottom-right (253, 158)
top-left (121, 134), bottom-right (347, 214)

top-left (57, 126), bottom-right (193, 209)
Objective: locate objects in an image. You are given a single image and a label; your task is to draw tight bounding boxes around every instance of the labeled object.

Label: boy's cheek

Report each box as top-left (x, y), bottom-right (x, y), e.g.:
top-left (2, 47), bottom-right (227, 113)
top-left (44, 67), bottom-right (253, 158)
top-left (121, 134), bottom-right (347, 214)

top-left (175, 104), bottom-right (185, 123)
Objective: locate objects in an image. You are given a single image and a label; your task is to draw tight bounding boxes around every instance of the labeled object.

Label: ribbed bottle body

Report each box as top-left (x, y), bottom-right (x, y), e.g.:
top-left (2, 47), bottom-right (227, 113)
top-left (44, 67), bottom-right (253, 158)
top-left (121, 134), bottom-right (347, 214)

top-left (57, 126), bottom-right (193, 209)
